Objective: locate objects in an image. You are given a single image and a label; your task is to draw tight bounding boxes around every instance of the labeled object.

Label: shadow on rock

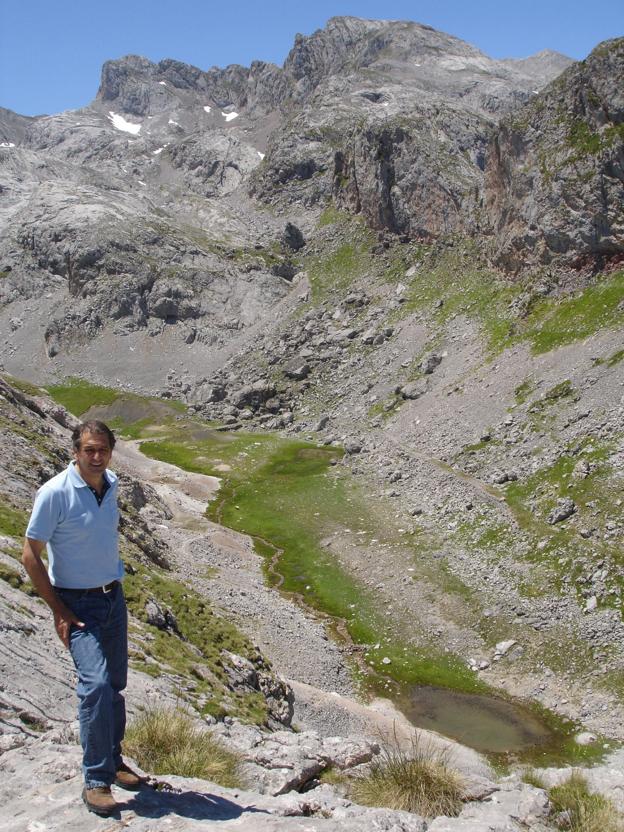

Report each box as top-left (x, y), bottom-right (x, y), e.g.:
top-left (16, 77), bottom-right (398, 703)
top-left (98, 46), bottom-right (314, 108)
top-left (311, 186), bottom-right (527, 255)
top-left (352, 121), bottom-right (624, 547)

top-left (124, 787), bottom-right (269, 822)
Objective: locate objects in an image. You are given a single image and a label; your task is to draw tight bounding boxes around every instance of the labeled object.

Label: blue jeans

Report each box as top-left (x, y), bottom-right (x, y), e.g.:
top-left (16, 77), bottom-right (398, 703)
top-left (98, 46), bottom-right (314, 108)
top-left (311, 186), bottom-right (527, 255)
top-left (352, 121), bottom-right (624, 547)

top-left (57, 583), bottom-right (128, 789)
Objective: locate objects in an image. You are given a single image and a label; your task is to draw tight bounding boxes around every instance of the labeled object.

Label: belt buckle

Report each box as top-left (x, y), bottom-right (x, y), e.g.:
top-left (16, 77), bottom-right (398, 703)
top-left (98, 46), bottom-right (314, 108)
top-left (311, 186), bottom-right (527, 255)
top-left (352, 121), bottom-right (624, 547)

top-left (102, 582), bottom-right (111, 594)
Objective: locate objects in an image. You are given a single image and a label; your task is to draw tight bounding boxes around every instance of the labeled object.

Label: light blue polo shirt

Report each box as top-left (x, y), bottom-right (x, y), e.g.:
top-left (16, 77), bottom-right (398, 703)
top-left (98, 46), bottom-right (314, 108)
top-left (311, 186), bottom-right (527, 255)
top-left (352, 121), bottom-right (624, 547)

top-left (26, 462), bottom-right (124, 589)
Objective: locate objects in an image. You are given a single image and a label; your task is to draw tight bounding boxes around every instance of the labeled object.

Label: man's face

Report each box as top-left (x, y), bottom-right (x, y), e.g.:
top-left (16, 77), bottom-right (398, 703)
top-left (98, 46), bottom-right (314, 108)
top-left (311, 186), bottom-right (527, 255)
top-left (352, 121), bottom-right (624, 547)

top-left (73, 431), bottom-right (112, 481)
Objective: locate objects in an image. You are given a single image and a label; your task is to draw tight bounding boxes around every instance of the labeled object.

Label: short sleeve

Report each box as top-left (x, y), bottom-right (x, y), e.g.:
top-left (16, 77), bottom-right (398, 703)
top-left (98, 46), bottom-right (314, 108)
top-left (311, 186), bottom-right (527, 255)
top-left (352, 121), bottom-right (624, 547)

top-left (25, 486), bottom-right (62, 543)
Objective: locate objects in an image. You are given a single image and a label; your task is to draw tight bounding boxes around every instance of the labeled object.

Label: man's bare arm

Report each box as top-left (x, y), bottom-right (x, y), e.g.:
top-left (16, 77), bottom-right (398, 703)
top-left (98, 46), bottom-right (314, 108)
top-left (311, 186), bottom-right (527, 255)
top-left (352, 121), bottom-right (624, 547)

top-left (22, 538), bottom-right (84, 648)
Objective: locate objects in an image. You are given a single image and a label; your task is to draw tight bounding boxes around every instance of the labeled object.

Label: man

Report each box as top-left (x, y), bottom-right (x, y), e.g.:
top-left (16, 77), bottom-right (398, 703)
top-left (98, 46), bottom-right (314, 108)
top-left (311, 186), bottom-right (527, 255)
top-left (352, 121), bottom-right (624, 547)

top-left (22, 420), bottom-right (141, 817)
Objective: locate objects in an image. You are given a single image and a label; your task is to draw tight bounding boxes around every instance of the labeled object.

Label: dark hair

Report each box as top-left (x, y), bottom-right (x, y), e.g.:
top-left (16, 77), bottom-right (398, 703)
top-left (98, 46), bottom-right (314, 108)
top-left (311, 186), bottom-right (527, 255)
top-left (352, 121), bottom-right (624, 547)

top-left (72, 420), bottom-right (116, 451)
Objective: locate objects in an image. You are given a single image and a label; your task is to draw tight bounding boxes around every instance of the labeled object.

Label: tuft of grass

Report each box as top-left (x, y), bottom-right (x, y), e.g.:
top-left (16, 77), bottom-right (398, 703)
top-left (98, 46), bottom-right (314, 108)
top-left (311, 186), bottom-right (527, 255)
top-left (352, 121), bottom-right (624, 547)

top-left (522, 767), bottom-right (547, 789)
top-left (350, 734), bottom-right (464, 818)
top-left (549, 770), bottom-right (623, 832)
top-left (514, 378), bottom-right (537, 405)
top-left (124, 707), bottom-right (241, 787)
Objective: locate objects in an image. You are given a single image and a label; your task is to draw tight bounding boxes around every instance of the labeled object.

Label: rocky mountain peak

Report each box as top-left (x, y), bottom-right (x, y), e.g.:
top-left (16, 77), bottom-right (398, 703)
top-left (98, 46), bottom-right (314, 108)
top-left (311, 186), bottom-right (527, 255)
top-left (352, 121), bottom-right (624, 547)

top-left (96, 54), bottom-right (212, 116)
top-left (501, 48), bottom-right (574, 81)
top-left (95, 51), bottom-right (290, 119)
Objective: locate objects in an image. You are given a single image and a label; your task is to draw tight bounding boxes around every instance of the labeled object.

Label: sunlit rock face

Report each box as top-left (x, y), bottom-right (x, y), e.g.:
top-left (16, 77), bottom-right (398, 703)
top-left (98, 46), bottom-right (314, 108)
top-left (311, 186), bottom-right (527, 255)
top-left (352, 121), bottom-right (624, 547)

top-left (485, 37), bottom-right (624, 276)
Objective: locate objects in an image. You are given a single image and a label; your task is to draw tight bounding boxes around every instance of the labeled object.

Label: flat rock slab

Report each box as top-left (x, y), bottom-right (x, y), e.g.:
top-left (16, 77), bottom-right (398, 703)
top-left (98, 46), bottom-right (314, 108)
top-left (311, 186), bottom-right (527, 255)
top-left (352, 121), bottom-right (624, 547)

top-left (0, 740), bottom-right (426, 832)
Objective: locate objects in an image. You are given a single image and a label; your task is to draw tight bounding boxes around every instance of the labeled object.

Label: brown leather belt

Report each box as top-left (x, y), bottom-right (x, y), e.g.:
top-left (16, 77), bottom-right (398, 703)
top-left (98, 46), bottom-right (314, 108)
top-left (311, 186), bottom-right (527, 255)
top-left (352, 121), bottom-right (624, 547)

top-left (57, 580), bottom-right (119, 594)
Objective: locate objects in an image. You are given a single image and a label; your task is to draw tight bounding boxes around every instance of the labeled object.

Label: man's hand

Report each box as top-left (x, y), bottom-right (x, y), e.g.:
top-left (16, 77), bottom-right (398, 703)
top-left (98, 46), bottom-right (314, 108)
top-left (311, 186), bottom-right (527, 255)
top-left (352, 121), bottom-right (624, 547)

top-left (22, 537), bottom-right (84, 648)
top-left (53, 606), bottom-right (85, 649)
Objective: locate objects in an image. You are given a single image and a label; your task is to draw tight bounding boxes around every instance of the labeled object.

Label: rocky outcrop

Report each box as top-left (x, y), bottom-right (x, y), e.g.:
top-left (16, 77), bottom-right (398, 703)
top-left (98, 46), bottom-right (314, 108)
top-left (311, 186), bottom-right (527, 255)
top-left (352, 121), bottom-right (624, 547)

top-left (485, 37), bottom-right (624, 274)
top-left (331, 110), bottom-right (486, 237)
top-left (97, 53), bottom-right (293, 118)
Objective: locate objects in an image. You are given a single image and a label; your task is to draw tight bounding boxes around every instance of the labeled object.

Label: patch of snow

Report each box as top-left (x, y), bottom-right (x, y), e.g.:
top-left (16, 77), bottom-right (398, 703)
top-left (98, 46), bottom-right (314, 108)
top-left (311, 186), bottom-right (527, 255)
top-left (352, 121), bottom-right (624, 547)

top-left (168, 119), bottom-right (180, 127)
top-left (222, 111), bottom-right (239, 122)
top-left (532, 89), bottom-right (540, 94)
top-left (203, 105), bottom-right (212, 113)
top-left (158, 81), bottom-right (167, 86)
top-left (152, 144), bottom-right (169, 155)
top-left (257, 151), bottom-right (265, 159)
top-left (137, 180), bottom-right (146, 186)
top-left (414, 63), bottom-right (421, 67)
top-left (108, 112), bottom-right (141, 135)
top-left (0, 142), bottom-right (16, 148)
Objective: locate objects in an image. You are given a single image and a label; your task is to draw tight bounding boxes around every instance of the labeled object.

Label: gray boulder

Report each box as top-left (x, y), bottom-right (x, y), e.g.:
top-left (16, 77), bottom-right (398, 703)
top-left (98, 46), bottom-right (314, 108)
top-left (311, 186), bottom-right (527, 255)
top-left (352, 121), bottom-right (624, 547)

top-left (547, 498), bottom-right (576, 524)
top-left (232, 381), bottom-right (277, 410)
top-left (281, 222), bottom-right (305, 251)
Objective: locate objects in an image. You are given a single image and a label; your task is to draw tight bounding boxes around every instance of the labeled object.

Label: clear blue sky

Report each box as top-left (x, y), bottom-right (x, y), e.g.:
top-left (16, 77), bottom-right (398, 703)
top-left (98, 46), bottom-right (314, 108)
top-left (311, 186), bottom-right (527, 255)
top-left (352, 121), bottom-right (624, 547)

top-left (1, 0), bottom-right (622, 116)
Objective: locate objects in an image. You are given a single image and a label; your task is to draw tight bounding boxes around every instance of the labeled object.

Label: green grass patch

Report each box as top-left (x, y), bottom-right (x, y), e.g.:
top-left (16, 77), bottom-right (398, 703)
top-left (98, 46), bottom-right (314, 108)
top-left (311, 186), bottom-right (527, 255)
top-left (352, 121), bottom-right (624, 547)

top-left (0, 561), bottom-right (36, 595)
top-left (505, 439), bottom-right (616, 541)
top-left (396, 241), bottom-right (521, 352)
top-left (514, 378), bottom-right (537, 405)
top-left (46, 377), bottom-right (187, 433)
top-left (594, 348), bottom-right (624, 368)
top-left (502, 439), bottom-right (623, 606)
top-left (521, 271), bottom-right (624, 354)
top-left (304, 222), bottom-right (375, 301)
top-left (527, 380), bottom-right (576, 413)
top-left (318, 204), bottom-right (350, 227)
top-left (367, 394), bottom-right (403, 421)
top-left (2, 374), bottom-right (46, 397)
top-left (394, 243), bottom-right (623, 357)
top-left (124, 707), bottom-right (241, 787)
top-left (123, 557), bottom-right (269, 724)
top-left (46, 377), bottom-right (120, 415)
top-left (0, 500), bottom-right (29, 539)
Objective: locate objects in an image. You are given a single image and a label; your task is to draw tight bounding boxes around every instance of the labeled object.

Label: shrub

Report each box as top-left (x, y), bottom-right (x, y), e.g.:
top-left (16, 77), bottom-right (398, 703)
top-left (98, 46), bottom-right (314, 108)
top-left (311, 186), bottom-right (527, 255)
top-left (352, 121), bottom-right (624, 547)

top-left (124, 707), bottom-right (241, 788)
top-left (349, 733), bottom-right (464, 817)
top-left (549, 770), bottom-right (623, 832)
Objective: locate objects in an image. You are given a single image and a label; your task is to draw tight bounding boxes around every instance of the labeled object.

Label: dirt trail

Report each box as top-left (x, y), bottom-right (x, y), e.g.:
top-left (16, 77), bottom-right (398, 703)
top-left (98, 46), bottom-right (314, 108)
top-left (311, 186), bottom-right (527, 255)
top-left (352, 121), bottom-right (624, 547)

top-left (116, 439), bottom-right (221, 506)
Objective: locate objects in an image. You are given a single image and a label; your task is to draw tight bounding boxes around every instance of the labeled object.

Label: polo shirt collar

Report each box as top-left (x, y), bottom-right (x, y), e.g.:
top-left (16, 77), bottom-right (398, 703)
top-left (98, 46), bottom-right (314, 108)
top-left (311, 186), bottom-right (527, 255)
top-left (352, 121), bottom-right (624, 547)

top-left (68, 461), bottom-right (110, 489)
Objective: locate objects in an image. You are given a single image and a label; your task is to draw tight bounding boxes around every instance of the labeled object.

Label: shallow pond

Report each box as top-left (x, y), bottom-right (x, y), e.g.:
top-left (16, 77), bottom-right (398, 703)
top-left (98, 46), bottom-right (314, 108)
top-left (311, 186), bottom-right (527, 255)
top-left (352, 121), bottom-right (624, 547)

top-left (400, 686), bottom-right (553, 754)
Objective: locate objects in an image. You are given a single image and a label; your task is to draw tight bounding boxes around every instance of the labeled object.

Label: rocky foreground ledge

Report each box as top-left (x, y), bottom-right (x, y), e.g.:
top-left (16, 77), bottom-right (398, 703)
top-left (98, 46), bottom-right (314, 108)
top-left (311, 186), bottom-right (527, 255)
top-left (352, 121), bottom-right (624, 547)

top-left (2, 715), bottom-right (624, 831)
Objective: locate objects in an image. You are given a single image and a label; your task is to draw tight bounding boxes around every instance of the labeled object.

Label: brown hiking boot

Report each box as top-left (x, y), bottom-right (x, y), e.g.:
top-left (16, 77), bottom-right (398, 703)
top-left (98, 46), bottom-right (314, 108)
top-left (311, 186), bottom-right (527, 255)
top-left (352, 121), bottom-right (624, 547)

top-left (115, 761), bottom-right (143, 791)
top-left (82, 785), bottom-right (118, 816)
